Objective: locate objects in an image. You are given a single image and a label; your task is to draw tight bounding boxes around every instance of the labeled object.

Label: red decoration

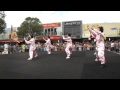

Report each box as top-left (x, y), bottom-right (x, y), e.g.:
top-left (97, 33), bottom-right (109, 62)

top-left (90, 35), bottom-right (92, 38)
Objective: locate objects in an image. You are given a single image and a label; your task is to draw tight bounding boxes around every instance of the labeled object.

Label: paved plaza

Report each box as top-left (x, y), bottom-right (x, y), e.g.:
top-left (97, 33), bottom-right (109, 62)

top-left (0, 51), bottom-right (120, 79)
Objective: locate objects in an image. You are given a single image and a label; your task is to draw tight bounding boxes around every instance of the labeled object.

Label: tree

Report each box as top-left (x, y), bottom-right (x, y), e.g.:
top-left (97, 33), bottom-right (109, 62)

top-left (0, 18), bottom-right (6, 34)
top-left (17, 17), bottom-right (43, 38)
top-left (0, 11), bottom-right (6, 19)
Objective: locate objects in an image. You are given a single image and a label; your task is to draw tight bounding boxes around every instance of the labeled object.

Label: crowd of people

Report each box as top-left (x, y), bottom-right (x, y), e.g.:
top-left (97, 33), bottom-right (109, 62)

top-left (105, 40), bottom-right (120, 53)
top-left (0, 43), bottom-right (28, 54)
top-left (0, 40), bottom-right (120, 55)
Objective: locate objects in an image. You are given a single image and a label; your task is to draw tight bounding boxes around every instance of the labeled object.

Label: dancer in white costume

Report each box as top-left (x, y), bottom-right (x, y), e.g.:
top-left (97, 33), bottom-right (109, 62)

top-left (24, 34), bottom-right (38, 60)
top-left (62, 33), bottom-right (72, 59)
top-left (43, 36), bottom-right (51, 54)
top-left (87, 25), bottom-right (106, 68)
top-left (2, 43), bottom-right (8, 55)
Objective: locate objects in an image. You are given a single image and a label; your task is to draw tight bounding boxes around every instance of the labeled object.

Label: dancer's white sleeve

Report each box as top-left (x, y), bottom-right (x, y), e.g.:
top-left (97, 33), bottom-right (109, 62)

top-left (62, 36), bottom-right (71, 42)
top-left (25, 40), bottom-right (32, 44)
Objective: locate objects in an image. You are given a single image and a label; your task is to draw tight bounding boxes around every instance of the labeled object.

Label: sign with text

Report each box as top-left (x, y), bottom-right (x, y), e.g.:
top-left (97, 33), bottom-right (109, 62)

top-left (111, 28), bottom-right (117, 30)
top-left (64, 21), bottom-right (81, 26)
top-left (42, 23), bottom-right (61, 28)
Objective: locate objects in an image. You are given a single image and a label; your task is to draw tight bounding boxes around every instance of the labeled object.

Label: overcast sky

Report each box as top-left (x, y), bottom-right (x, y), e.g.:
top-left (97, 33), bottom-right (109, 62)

top-left (4, 11), bottom-right (120, 28)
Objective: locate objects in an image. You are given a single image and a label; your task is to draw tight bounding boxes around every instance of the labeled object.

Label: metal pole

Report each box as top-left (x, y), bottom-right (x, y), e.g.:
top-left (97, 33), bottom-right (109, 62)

top-left (118, 28), bottom-right (120, 55)
top-left (9, 35), bottom-right (12, 54)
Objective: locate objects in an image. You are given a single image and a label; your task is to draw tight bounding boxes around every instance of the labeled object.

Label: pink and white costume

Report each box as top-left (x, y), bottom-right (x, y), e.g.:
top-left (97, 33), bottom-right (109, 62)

top-left (89, 29), bottom-right (106, 65)
top-left (62, 35), bottom-right (72, 59)
top-left (25, 37), bottom-right (38, 60)
top-left (90, 31), bottom-right (97, 55)
top-left (44, 38), bottom-right (51, 54)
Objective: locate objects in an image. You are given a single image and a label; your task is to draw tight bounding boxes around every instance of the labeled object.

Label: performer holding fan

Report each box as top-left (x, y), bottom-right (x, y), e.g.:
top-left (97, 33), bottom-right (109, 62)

top-left (24, 34), bottom-right (38, 60)
top-left (87, 25), bottom-right (106, 68)
top-left (62, 33), bottom-right (72, 59)
top-left (43, 36), bottom-right (52, 54)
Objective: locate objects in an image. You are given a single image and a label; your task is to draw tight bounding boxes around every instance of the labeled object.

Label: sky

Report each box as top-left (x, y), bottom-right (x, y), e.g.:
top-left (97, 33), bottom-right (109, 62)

top-left (4, 11), bottom-right (120, 28)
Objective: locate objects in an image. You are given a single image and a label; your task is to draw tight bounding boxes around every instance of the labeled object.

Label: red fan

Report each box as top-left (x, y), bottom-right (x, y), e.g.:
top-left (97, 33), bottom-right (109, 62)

top-left (90, 34), bottom-right (93, 38)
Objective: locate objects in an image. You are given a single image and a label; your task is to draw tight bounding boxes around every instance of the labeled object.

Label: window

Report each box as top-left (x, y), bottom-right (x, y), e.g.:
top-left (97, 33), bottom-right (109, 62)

top-left (54, 28), bottom-right (57, 35)
top-left (51, 28), bottom-right (53, 35)
top-left (45, 29), bottom-right (47, 35)
top-left (48, 29), bottom-right (50, 36)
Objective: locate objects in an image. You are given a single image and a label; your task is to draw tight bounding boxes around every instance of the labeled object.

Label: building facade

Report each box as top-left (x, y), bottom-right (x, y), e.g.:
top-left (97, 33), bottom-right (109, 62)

top-left (42, 22), bottom-right (62, 36)
top-left (1, 21), bottom-right (120, 43)
top-left (83, 23), bottom-right (120, 40)
top-left (62, 20), bottom-right (82, 39)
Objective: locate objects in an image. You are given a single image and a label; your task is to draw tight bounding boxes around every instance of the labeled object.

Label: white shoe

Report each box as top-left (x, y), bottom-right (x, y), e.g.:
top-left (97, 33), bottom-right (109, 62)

top-left (27, 58), bottom-right (32, 60)
top-left (66, 56), bottom-right (70, 59)
top-left (95, 59), bottom-right (99, 62)
top-left (48, 52), bottom-right (51, 54)
top-left (94, 52), bottom-right (96, 55)
top-left (34, 55), bottom-right (38, 58)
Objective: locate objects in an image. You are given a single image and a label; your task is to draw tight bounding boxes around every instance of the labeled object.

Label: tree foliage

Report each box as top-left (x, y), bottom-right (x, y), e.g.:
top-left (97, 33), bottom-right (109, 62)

top-left (17, 17), bottom-right (43, 38)
top-left (0, 18), bottom-right (6, 34)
